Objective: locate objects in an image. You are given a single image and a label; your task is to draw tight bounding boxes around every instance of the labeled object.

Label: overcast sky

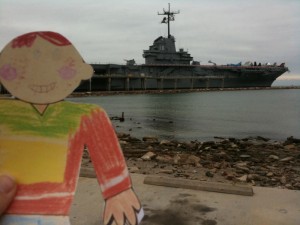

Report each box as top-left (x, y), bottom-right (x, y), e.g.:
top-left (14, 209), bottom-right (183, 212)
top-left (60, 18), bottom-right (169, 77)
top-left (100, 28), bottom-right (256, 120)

top-left (1, 0), bottom-right (299, 80)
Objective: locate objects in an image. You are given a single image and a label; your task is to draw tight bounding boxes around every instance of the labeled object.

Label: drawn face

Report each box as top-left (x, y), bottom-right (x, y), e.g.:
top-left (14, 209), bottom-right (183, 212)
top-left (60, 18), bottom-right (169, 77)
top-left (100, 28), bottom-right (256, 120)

top-left (0, 36), bottom-right (93, 104)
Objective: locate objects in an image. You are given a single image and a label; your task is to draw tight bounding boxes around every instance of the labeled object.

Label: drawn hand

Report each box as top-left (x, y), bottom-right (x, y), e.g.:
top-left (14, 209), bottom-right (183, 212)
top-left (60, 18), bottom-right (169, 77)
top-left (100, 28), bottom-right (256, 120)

top-left (0, 175), bottom-right (17, 215)
top-left (104, 188), bottom-right (142, 225)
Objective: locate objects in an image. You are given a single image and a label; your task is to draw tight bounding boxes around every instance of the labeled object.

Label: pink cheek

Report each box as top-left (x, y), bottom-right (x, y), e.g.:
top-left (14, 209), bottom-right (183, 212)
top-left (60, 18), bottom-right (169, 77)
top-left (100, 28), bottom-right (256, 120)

top-left (0, 64), bottom-right (18, 81)
top-left (58, 66), bottom-right (77, 80)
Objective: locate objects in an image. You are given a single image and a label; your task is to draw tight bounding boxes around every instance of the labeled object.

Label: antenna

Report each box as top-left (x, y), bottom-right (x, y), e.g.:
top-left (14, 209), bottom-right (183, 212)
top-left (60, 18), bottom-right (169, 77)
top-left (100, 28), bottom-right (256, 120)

top-left (158, 3), bottom-right (180, 38)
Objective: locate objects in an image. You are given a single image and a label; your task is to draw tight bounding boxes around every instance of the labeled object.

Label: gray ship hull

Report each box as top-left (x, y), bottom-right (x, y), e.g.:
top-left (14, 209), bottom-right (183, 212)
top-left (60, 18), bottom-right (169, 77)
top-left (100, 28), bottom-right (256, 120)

top-left (76, 64), bottom-right (287, 92)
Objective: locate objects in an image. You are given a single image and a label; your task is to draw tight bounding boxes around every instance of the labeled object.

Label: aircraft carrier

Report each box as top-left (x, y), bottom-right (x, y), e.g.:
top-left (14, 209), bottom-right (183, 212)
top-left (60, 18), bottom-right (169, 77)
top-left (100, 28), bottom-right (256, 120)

top-left (78, 4), bottom-right (288, 92)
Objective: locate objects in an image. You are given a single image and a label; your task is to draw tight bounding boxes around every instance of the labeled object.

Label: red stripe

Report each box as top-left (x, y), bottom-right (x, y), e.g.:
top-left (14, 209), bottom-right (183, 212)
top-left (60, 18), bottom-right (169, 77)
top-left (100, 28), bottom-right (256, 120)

top-left (6, 196), bottom-right (72, 215)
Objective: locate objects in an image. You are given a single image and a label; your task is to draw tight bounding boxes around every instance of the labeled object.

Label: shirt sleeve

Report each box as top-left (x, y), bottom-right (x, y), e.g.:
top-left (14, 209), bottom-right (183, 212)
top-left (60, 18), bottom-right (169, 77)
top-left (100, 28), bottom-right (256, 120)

top-left (80, 108), bottom-right (131, 199)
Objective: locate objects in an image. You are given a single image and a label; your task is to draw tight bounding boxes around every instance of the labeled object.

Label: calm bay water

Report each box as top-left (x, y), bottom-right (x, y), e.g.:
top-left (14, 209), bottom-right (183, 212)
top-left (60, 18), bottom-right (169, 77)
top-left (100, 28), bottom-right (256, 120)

top-left (68, 89), bottom-right (300, 141)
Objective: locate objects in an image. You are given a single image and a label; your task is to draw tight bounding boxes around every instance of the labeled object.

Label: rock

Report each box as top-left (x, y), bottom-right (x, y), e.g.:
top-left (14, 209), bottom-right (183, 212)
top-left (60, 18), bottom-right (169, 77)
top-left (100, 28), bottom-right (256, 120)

top-left (284, 144), bottom-right (296, 150)
top-left (257, 171), bottom-right (267, 176)
top-left (219, 161), bottom-right (230, 169)
top-left (230, 143), bottom-right (238, 148)
top-left (183, 142), bottom-right (197, 149)
top-left (291, 167), bottom-right (300, 173)
top-left (240, 154), bottom-right (251, 159)
top-left (119, 140), bottom-right (128, 145)
top-left (173, 153), bottom-right (189, 165)
top-left (117, 132), bottom-right (130, 138)
top-left (269, 155), bottom-right (279, 160)
top-left (226, 173), bottom-right (235, 180)
top-left (147, 145), bottom-right (154, 151)
top-left (173, 154), bottom-right (181, 164)
top-left (211, 168), bottom-right (217, 173)
top-left (266, 165), bottom-right (277, 170)
top-left (235, 166), bottom-right (250, 173)
top-left (143, 136), bottom-right (159, 143)
top-left (279, 157), bottom-right (294, 162)
top-left (248, 174), bottom-right (262, 181)
top-left (214, 162), bottom-right (221, 169)
top-left (128, 166), bottom-right (139, 173)
top-left (293, 182), bottom-right (300, 188)
top-left (285, 184), bottom-right (293, 189)
top-left (221, 171), bottom-right (227, 176)
top-left (156, 155), bottom-right (173, 163)
top-left (235, 162), bottom-right (248, 167)
top-left (266, 172), bottom-right (274, 177)
top-left (141, 151), bottom-right (156, 161)
top-left (159, 140), bottom-right (175, 146)
top-left (205, 171), bottom-right (214, 178)
top-left (159, 169), bottom-right (173, 174)
top-left (237, 175), bottom-right (248, 182)
top-left (127, 137), bottom-right (142, 143)
top-left (280, 176), bottom-right (287, 184)
top-left (285, 136), bottom-right (300, 144)
top-left (185, 155), bottom-right (201, 166)
top-left (215, 151), bottom-right (229, 160)
top-left (256, 136), bottom-right (270, 142)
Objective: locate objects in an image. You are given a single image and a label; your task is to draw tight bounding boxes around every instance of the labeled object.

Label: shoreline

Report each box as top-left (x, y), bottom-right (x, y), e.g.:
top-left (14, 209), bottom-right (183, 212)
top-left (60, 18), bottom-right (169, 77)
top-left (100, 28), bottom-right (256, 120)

top-left (81, 134), bottom-right (300, 190)
top-left (69, 86), bottom-right (300, 97)
top-left (1, 86), bottom-right (299, 98)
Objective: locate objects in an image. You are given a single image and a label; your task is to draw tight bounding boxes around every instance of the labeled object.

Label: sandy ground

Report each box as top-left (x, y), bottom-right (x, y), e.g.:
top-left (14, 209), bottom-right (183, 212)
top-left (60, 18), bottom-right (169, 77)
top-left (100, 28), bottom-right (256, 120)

top-left (71, 174), bottom-right (300, 225)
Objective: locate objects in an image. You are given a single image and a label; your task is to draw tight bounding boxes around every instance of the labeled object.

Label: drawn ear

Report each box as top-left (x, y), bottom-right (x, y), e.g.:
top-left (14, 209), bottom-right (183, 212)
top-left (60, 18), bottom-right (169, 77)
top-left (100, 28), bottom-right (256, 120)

top-left (80, 63), bottom-right (94, 80)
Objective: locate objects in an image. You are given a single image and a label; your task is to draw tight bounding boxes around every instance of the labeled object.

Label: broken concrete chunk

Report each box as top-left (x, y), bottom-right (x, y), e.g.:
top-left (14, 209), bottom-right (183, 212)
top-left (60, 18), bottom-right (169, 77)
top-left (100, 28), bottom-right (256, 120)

top-left (141, 151), bottom-right (156, 161)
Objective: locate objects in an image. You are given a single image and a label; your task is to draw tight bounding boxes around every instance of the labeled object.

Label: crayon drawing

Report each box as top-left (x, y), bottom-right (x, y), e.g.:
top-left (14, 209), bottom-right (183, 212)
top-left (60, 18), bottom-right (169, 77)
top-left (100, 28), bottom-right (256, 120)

top-left (0, 31), bottom-right (143, 225)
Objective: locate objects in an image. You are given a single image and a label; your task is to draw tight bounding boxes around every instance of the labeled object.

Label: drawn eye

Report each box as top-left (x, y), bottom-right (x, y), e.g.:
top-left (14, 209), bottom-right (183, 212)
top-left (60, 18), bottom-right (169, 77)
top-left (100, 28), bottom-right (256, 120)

top-left (33, 49), bottom-right (41, 59)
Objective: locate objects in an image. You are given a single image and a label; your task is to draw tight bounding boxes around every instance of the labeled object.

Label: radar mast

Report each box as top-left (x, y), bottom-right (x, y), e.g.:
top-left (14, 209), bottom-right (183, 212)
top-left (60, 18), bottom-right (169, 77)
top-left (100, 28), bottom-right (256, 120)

top-left (158, 3), bottom-right (180, 38)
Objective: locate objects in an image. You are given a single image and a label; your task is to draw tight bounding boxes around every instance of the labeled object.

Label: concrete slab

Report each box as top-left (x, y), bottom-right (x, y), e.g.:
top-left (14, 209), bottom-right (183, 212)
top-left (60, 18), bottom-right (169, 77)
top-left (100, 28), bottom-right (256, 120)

top-left (144, 175), bottom-right (253, 196)
top-left (70, 174), bottom-right (300, 225)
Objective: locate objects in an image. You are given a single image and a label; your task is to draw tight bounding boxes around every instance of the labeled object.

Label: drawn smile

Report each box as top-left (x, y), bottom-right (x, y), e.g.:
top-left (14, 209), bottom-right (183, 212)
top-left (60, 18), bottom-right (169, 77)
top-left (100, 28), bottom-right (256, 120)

top-left (29, 82), bottom-right (56, 93)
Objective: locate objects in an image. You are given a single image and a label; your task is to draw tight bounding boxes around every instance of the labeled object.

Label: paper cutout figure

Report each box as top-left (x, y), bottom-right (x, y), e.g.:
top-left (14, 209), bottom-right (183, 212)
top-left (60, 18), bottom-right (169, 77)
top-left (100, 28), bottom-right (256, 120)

top-left (0, 31), bottom-right (143, 225)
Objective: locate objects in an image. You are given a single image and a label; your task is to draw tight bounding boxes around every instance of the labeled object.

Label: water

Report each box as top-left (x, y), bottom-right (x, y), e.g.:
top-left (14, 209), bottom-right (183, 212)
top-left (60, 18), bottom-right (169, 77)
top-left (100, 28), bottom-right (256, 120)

top-left (273, 79), bottom-right (300, 87)
top-left (68, 89), bottom-right (300, 141)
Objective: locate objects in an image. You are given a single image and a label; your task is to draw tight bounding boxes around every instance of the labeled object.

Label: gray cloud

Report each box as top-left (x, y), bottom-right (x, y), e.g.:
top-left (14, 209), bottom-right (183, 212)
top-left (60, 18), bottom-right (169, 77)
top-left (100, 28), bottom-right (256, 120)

top-left (1, 0), bottom-right (299, 79)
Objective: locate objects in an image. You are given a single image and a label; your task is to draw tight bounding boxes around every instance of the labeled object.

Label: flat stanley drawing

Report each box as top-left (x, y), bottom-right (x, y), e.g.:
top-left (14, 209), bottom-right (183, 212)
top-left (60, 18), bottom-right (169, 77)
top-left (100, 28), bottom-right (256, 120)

top-left (0, 31), bottom-right (144, 225)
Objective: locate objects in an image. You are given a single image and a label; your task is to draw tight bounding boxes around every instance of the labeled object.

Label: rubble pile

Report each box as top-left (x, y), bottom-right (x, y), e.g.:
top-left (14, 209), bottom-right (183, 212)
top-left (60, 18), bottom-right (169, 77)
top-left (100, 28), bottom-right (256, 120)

top-left (82, 134), bottom-right (300, 190)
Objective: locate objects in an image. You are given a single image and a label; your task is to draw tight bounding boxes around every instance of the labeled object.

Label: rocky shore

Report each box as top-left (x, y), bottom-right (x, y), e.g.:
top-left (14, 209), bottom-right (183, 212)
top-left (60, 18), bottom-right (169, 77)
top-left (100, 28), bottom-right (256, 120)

top-left (81, 134), bottom-right (300, 190)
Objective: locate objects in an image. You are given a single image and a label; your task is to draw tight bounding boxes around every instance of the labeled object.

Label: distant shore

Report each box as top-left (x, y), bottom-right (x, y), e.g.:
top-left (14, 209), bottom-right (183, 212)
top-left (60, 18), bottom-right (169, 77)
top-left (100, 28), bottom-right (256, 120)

top-left (69, 86), bottom-right (300, 97)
